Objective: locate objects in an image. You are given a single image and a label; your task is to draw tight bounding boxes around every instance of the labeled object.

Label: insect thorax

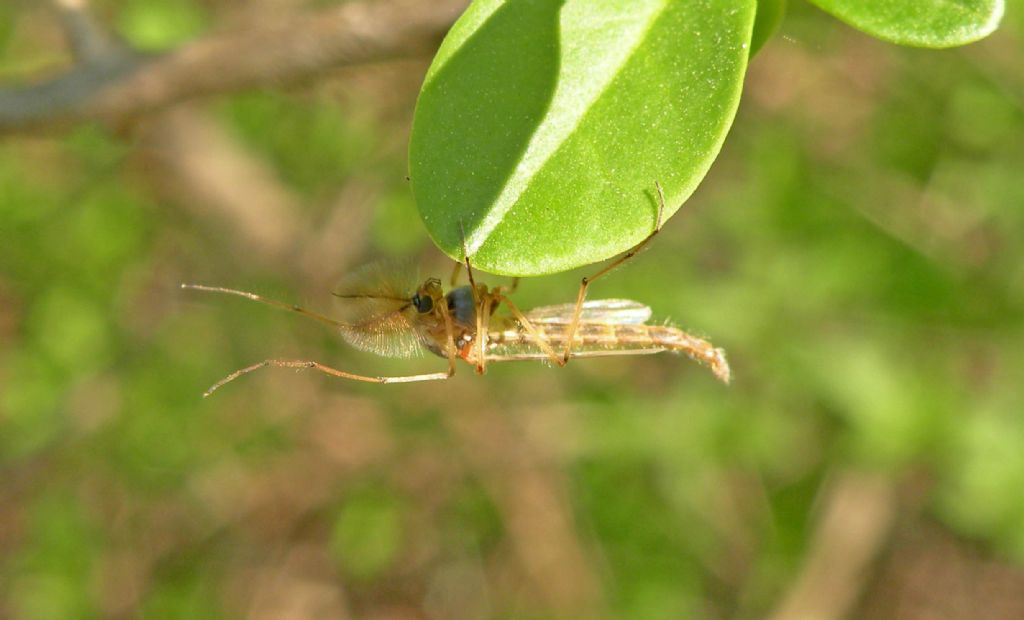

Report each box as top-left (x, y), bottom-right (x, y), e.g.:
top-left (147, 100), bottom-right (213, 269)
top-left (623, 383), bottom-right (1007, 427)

top-left (446, 286), bottom-right (477, 327)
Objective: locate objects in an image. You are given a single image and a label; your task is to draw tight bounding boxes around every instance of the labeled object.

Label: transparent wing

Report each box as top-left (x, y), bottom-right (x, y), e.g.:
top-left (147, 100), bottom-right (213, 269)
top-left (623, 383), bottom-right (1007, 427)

top-left (332, 261), bottom-right (423, 358)
top-left (524, 299), bottom-right (652, 325)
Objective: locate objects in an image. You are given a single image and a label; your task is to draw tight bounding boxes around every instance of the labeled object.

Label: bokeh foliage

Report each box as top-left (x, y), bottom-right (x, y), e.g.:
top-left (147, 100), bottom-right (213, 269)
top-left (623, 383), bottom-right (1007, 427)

top-left (2, 0), bottom-right (1024, 618)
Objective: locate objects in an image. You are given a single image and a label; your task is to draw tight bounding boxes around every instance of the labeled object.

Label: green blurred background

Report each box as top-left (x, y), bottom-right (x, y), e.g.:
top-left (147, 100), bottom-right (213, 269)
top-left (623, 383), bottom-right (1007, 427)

top-left (2, 1), bottom-right (1024, 619)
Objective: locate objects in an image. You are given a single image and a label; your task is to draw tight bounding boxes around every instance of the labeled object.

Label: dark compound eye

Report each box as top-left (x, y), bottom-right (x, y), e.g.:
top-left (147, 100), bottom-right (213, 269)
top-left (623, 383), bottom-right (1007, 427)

top-left (412, 293), bottom-right (433, 313)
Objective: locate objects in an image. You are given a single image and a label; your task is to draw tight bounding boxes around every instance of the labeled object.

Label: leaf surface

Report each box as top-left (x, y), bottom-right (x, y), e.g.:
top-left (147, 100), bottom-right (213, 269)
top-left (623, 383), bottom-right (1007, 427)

top-left (410, 0), bottom-right (756, 275)
top-left (807, 0), bottom-right (1004, 48)
top-left (751, 0), bottom-right (787, 56)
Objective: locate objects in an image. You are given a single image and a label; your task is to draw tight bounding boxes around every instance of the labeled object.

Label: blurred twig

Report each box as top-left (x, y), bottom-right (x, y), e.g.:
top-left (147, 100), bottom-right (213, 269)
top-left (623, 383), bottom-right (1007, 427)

top-left (138, 106), bottom-right (305, 265)
top-left (53, 0), bottom-right (125, 63)
top-left (137, 105), bottom-right (377, 273)
top-left (0, 0), bottom-right (469, 133)
top-left (446, 404), bottom-right (608, 620)
top-left (768, 471), bottom-right (899, 620)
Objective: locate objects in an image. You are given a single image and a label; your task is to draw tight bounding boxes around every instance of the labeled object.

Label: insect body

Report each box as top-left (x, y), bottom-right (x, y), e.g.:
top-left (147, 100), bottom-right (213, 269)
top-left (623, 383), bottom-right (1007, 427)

top-left (480, 300), bottom-right (729, 382)
top-left (182, 184), bottom-right (730, 396)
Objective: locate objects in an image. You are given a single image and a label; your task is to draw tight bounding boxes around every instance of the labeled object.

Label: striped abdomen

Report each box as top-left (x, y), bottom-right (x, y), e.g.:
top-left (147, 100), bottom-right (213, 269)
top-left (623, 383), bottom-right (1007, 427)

top-left (486, 322), bottom-right (730, 384)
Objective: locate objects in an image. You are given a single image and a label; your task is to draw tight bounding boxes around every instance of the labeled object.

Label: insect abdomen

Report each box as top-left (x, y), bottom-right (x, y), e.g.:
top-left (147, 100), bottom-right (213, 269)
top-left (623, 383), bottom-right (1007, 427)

top-left (490, 323), bottom-right (730, 383)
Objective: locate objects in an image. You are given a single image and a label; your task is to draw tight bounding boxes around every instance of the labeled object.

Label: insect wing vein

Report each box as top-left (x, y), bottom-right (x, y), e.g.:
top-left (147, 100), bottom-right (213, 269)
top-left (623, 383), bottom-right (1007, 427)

top-left (524, 299), bottom-right (652, 325)
top-left (332, 260), bottom-right (423, 358)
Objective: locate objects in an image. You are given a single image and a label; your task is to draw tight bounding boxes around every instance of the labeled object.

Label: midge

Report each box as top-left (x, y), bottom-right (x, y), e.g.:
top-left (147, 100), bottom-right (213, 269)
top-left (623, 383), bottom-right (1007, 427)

top-left (182, 183), bottom-right (730, 396)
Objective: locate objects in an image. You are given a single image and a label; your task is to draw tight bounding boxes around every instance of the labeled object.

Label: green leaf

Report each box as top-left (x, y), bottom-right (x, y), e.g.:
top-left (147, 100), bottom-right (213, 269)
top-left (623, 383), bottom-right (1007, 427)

top-left (751, 0), bottom-right (787, 56)
top-left (806, 0), bottom-right (1004, 48)
top-left (410, 0), bottom-right (756, 276)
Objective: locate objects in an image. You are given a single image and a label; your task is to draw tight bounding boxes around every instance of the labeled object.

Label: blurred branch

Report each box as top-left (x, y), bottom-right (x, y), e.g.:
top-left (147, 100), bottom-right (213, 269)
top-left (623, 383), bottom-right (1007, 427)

top-left (54, 0), bottom-right (125, 63)
top-left (139, 106), bottom-right (305, 264)
top-left (446, 404), bottom-right (608, 619)
top-left (138, 106), bottom-right (375, 273)
top-left (0, 0), bottom-right (142, 130)
top-left (769, 471), bottom-right (899, 620)
top-left (0, 0), bottom-right (469, 133)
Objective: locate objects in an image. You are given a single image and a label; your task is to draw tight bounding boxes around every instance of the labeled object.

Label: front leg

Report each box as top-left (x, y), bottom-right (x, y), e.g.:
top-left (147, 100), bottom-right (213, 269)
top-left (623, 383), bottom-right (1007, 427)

top-left (202, 359), bottom-right (455, 397)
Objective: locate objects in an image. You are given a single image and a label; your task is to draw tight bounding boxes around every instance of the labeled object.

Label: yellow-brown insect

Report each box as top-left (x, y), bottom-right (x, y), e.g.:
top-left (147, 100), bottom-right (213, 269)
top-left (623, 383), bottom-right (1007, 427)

top-left (182, 183), bottom-right (729, 396)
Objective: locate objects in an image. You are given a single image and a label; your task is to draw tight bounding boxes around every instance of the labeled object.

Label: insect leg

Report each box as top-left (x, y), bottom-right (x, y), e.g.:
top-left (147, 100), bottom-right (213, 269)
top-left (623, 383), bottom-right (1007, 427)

top-left (181, 284), bottom-right (345, 329)
top-left (475, 293), bottom-right (498, 374)
top-left (459, 222), bottom-right (490, 374)
top-left (202, 359), bottom-right (454, 397)
top-left (201, 284), bottom-right (460, 397)
top-left (459, 221), bottom-right (479, 293)
top-left (496, 294), bottom-right (564, 367)
top-left (560, 182), bottom-right (666, 364)
top-left (494, 277), bottom-right (520, 295)
top-left (436, 283), bottom-right (459, 377)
